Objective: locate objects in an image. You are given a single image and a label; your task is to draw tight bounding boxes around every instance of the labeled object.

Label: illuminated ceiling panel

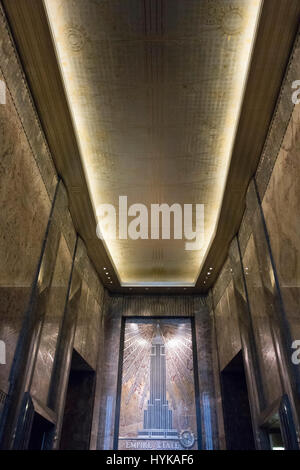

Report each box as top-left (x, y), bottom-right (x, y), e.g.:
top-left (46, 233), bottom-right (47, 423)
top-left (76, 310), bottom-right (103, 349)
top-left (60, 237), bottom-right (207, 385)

top-left (44, 0), bottom-right (262, 286)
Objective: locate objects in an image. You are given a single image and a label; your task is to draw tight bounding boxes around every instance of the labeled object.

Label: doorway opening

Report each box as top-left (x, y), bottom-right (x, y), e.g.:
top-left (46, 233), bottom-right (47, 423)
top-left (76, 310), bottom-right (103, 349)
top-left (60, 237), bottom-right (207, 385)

top-left (221, 350), bottom-right (255, 450)
top-left (60, 349), bottom-right (96, 450)
top-left (261, 394), bottom-right (299, 450)
top-left (28, 411), bottom-right (54, 450)
top-left (265, 413), bottom-right (285, 450)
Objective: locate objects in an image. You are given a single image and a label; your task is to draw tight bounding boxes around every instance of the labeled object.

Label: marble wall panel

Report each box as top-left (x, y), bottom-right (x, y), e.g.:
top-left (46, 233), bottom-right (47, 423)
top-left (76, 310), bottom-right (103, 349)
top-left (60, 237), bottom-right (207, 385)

top-left (90, 291), bottom-right (107, 450)
top-left (212, 256), bottom-right (267, 448)
top-left (261, 104), bottom-right (300, 345)
top-left (241, 179), bottom-right (299, 438)
top-left (47, 268), bottom-right (82, 416)
top-left (256, 32), bottom-right (300, 200)
top-left (228, 237), bottom-right (267, 420)
top-left (46, 239), bottom-right (104, 447)
top-left (0, 69), bottom-right (51, 392)
top-left (211, 80), bottom-right (300, 446)
top-left (96, 295), bottom-right (123, 450)
top-left (85, 295), bottom-right (102, 370)
top-left (73, 239), bottom-right (104, 370)
top-left (209, 305), bottom-right (225, 450)
top-left (211, 28), bottom-right (300, 448)
top-left (214, 279), bottom-right (241, 372)
top-left (0, 0), bottom-right (58, 409)
top-left (0, 3), bottom-right (106, 448)
top-left (191, 20), bottom-right (300, 452)
top-left (73, 281), bottom-right (103, 371)
top-left (73, 280), bottom-right (89, 361)
top-left (212, 258), bottom-right (232, 308)
top-left (242, 232), bottom-right (283, 407)
top-left (74, 238), bottom-right (104, 306)
top-left (194, 301), bottom-right (220, 450)
top-left (0, 5), bottom-right (58, 201)
top-left (30, 234), bottom-right (73, 405)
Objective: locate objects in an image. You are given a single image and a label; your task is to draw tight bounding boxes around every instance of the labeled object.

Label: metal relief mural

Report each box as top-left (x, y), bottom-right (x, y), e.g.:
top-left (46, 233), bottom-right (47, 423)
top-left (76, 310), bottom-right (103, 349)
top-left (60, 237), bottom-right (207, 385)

top-left (118, 318), bottom-right (198, 450)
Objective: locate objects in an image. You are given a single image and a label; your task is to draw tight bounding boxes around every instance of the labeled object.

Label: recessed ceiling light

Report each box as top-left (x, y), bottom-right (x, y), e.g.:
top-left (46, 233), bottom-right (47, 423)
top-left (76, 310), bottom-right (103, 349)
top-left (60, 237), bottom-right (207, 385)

top-left (103, 267), bottom-right (107, 270)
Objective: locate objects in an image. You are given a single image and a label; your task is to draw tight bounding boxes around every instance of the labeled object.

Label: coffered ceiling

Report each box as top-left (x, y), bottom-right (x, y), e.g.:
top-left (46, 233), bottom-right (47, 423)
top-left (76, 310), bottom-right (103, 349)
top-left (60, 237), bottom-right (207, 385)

top-left (4, 0), bottom-right (300, 292)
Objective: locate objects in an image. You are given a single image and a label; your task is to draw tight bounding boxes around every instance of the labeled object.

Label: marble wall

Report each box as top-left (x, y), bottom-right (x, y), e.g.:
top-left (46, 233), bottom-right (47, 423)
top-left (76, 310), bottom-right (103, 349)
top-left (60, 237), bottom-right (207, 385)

top-left (261, 103), bottom-right (300, 350)
top-left (213, 260), bottom-right (241, 373)
top-left (210, 28), bottom-right (300, 449)
top-left (0, 66), bottom-right (54, 396)
top-left (0, 3), bottom-right (105, 449)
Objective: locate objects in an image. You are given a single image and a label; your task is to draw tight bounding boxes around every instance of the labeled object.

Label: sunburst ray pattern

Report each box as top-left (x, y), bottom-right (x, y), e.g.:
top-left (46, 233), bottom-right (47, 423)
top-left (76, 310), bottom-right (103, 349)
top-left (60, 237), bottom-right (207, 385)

top-left (118, 318), bottom-right (197, 447)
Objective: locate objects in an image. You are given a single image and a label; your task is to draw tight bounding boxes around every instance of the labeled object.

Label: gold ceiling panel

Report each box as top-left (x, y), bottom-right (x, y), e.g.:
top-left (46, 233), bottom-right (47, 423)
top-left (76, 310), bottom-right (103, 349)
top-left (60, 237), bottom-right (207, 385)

top-left (44, 0), bottom-right (262, 286)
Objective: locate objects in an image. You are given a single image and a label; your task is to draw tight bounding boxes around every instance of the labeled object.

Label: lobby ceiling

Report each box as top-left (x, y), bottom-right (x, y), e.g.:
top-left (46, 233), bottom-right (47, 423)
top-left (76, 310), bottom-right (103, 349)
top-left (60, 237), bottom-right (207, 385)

top-left (43, 0), bottom-right (261, 286)
top-left (4, 0), bottom-right (300, 292)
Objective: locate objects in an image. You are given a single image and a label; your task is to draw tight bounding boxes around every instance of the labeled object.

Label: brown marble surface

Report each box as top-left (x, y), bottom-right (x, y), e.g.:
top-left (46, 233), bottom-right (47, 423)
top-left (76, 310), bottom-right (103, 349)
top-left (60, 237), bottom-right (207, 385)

top-left (212, 258), bottom-right (232, 308)
top-left (256, 32), bottom-right (300, 200)
top-left (210, 44), bottom-right (300, 441)
top-left (214, 279), bottom-right (241, 372)
top-left (209, 304), bottom-right (225, 449)
top-left (0, 69), bottom-right (51, 392)
top-left (0, 5), bottom-right (106, 448)
top-left (261, 105), bottom-right (300, 344)
top-left (0, 4), bottom-right (58, 201)
top-left (30, 234), bottom-right (73, 404)
top-left (242, 233), bottom-right (283, 407)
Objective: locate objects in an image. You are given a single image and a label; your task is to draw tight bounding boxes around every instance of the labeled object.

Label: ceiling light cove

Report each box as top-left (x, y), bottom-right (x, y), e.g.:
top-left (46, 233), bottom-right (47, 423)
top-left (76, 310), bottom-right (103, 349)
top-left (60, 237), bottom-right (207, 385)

top-left (44, 0), bottom-right (262, 287)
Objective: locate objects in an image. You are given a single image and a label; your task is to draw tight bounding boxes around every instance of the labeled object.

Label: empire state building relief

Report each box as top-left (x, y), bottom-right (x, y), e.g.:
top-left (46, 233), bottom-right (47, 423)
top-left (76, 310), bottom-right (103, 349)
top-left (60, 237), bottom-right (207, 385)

top-left (117, 319), bottom-right (199, 450)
